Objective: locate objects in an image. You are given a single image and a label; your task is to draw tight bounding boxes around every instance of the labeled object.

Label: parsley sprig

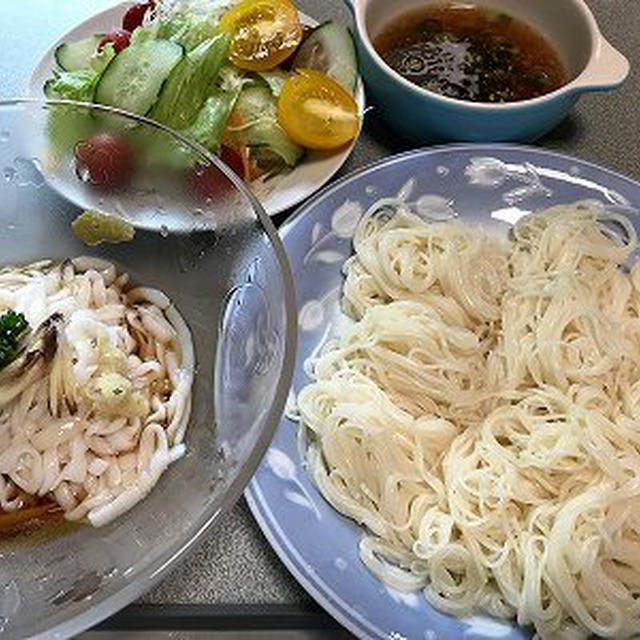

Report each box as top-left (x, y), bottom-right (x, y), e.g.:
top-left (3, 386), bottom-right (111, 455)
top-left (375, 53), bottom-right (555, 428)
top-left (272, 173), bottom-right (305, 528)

top-left (0, 310), bottom-right (30, 371)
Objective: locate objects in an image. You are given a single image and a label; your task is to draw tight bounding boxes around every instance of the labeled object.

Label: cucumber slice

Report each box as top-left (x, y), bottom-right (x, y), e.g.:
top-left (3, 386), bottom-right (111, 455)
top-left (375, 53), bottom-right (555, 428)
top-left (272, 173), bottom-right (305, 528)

top-left (95, 40), bottom-right (183, 116)
top-left (232, 85), bottom-right (303, 168)
top-left (54, 35), bottom-right (103, 71)
top-left (149, 33), bottom-right (229, 130)
top-left (291, 22), bottom-right (357, 93)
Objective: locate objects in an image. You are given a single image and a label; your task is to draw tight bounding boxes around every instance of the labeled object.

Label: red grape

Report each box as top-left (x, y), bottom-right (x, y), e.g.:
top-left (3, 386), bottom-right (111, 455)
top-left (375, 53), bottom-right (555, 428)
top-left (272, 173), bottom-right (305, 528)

top-left (74, 133), bottom-right (134, 189)
top-left (98, 30), bottom-right (131, 54)
top-left (187, 163), bottom-right (232, 201)
top-left (187, 147), bottom-right (247, 199)
top-left (122, 1), bottom-right (155, 32)
top-left (220, 145), bottom-right (245, 178)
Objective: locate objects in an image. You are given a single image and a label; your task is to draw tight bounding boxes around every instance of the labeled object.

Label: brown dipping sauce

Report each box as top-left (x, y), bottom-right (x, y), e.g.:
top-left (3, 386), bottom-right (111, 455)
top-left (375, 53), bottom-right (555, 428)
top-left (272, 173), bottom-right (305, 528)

top-left (0, 500), bottom-right (63, 539)
top-left (374, 3), bottom-right (567, 103)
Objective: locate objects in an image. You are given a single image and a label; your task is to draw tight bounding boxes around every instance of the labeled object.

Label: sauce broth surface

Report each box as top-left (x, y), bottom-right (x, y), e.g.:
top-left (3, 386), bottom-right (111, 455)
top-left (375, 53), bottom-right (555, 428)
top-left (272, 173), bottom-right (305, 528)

top-left (374, 4), bottom-right (567, 103)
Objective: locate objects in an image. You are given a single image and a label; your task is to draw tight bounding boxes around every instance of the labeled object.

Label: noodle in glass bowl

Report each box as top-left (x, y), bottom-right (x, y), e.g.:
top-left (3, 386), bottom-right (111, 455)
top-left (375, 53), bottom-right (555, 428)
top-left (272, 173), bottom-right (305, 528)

top-left (0, 98), bottom-right (295, 639)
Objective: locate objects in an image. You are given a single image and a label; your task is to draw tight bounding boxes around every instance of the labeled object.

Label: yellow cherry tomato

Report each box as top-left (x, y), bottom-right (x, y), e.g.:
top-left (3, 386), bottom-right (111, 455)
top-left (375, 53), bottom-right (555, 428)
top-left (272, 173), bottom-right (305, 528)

top-left (277, 69), bottom-right (359, 150)
top-left (218, 0), bottom-right (303, 71)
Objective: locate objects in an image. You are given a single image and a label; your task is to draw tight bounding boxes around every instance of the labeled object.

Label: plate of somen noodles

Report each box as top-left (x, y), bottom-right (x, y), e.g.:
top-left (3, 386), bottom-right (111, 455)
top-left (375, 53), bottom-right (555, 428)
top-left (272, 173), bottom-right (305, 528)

top-left (246, 145), bottom-right (640, 640)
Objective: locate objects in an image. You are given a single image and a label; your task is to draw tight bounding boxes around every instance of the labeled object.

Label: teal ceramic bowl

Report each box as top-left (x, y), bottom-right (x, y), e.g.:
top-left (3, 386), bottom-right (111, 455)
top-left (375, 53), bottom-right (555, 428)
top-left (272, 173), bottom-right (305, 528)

top-left (345, 0), bottom-right (629, 144)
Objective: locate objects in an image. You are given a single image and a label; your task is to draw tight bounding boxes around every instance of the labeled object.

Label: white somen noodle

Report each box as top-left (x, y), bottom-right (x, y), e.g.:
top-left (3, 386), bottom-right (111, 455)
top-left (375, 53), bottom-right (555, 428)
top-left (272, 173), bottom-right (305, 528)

top-left (0, 257), bottom-right (194, 527)
top-left (298, 200), bottom-right (640, 638)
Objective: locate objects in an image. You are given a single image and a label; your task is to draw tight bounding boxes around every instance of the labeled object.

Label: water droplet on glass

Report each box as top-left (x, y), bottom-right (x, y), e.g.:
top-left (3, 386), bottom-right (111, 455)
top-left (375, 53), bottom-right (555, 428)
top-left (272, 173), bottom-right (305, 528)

top-left (3, 167), bottom-right (15, 182)
top-left (436, 165), bottom-right (450, 176)
top-left (569, 165), bottom-right (580, 176)
top-left (12, 156), bottom-right (44, 187)
top-left (76, 166), bottom-right (91, 183)
top-left (159, 225), bottom-right (169, 238)
top-left (246, 257), bottom-right (260, 284)
top-left (0, 580), bottom-right (20, 630)
top-left (0, 130), bottom-right (10, 143)
top-left (103, 567), bottom-right (118, 580)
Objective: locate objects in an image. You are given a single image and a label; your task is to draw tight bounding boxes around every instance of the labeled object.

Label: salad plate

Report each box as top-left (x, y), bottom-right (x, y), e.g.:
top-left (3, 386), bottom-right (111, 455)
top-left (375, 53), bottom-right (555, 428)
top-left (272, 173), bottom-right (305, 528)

top-left (245, 145), bottom-right (640, 640)
top-left (29, 0), bottom-right (365, 217)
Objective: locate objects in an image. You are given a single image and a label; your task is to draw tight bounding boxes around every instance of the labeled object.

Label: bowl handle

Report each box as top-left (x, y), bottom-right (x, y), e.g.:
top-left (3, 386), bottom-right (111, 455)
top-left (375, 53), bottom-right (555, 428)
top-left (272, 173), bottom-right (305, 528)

top-left (576, 37), bottom-right (630, 91)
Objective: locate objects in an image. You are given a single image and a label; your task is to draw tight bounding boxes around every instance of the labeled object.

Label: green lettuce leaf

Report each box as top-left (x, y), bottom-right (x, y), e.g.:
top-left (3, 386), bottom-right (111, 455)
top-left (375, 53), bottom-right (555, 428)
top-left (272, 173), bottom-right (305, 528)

top-left (43, 68), bottom-right (99, 101)
top-left (157, 10), bottom-right (223, 52)
top-left (130, 22), bottom-right (160, 46)
top-left (255, 69), bottom-right (289, 97)
top-left (183, 87), bottom-right (240, 153)
top-left (149, 33), bottom-right (230, 130)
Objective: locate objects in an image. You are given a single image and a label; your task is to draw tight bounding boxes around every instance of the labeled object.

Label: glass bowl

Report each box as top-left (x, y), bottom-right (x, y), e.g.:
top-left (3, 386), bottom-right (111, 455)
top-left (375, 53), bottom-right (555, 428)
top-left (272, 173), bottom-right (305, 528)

top-left (0, 99), bottom-right (296, 639)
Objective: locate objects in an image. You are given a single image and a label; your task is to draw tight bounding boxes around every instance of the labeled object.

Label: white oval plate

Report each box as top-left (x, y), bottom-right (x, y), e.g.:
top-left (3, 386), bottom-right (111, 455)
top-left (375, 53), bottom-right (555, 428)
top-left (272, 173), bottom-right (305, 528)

top-left (29, 1), bottom-right (365, 216)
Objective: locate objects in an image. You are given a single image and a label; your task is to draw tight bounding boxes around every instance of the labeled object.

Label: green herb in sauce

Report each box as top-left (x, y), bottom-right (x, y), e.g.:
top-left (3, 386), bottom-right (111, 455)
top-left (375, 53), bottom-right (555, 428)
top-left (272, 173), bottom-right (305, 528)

top-left (0, 310), bottom-right (30, 371)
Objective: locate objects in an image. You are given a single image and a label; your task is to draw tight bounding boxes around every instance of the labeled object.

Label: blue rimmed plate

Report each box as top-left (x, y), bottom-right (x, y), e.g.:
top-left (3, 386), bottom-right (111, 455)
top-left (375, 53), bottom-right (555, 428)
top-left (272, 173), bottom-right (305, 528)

top-left (245, 145), bottom-right (640, 640)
